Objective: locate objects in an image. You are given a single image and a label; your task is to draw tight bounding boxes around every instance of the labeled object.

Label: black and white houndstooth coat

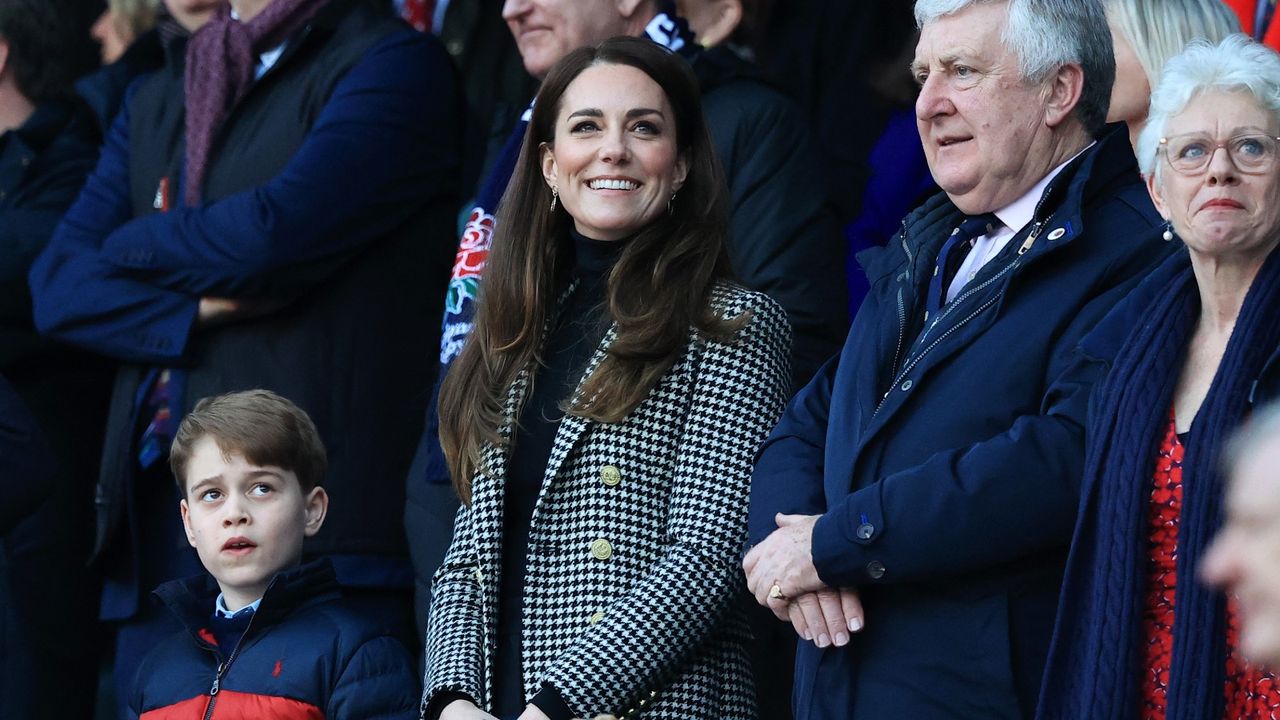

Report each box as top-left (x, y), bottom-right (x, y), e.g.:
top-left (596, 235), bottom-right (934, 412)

top-left (422, 283), bottom-right (792, 720)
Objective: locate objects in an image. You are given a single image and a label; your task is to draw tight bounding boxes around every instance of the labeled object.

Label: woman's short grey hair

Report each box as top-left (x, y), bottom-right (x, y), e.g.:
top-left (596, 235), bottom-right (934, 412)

top-left (1137, 35), bottom-right (1280, 180)
top-left (914, 0), bottom-right (1114, 137)
top-left (1106, 0), bottom-right (1239, 87)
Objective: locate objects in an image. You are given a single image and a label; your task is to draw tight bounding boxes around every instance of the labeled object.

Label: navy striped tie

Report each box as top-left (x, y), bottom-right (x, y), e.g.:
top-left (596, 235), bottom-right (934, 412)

top-left (928, 213), bottom-right (999, 313)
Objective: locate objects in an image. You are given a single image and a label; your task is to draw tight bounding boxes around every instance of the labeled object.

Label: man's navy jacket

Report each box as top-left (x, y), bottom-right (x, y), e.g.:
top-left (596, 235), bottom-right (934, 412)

top-left (748, 125), bottom-right (1171, 719)
top-left (28, 0), bottom-right (460, 617)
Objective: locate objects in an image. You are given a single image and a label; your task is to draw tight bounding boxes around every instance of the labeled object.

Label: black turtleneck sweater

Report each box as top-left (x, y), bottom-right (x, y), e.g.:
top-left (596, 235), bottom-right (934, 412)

top-left (492, 228), bottom-right (625, 720)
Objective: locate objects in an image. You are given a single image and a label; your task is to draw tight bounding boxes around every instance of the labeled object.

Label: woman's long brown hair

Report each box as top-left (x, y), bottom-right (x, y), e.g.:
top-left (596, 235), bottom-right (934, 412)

top-left (439, 36), bottom-right (741, 504)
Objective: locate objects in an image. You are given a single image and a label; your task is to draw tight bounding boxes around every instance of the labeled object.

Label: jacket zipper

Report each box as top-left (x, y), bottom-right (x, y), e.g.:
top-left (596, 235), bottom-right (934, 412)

top-left (202, 613), bottom-right (257, 720)
top-left (872, 216), bottom-right (1048, 419)
top-left (885, 220), bottom-right (914, 380)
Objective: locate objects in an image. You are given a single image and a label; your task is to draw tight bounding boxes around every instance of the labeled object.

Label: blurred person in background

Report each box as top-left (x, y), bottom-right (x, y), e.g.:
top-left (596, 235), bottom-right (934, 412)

top-left (90, 0), bottom-right (159, 64)
top-left (1106, 0), bottom-right (1240, 149)
top-left (1039, 35), bottom-right (1280, 719)
top-left (0, 1), bottom-right (110, 717)
top-left (434, 0), bottom-right (538, 203)
top-left (675, 0), bottom-right (752, 51)
top-left (29, 0), bottom-right (461, 713)
top-left (750, 1), bottom-right (904, 227)
top-left (78, 0), bottom-right (223, 136)
top-left (162, 0), bottom-right (221, 31)
top-left (1204, 403), bottom-right (1280, 671)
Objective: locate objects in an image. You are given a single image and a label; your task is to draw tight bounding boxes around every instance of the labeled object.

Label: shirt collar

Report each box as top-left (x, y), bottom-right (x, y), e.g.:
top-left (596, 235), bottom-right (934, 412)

top-left (992, 141), bottom-right (1095, 235)
top-left (215, 593), bottom-right (261, 618)
top-left (228, 8), bottom-right (287, 77)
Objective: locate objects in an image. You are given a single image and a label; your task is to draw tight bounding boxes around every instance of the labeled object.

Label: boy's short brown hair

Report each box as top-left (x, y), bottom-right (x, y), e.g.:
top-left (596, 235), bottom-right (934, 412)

top-left (169, 390), bottom-right (327, 492)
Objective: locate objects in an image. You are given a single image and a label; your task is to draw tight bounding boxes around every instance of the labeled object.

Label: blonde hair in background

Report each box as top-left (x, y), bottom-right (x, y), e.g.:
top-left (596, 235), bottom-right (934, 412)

top-left (108, 0), bottom-right (159, 39)
top-left (1106, 0), bottom-right (1240, 84)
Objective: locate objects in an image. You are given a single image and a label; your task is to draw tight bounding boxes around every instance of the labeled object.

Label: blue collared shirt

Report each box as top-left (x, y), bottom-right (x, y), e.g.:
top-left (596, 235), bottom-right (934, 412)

top-left (214, 593), bottom-right (261, 619)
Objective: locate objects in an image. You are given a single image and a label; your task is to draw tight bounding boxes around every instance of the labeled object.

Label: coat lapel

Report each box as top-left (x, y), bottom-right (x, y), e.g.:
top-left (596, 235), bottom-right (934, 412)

top-left (481, 280), bottom-right (618, 523)
top-left (538, 323), bottom-right (618, 494)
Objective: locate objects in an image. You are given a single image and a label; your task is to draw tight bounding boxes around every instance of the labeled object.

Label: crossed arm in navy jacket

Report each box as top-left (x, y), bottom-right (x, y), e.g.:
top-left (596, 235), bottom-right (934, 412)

top-left (743, 301), bottom-right (1111, 640)
top-left (28, 31), bottom-right (456, 366)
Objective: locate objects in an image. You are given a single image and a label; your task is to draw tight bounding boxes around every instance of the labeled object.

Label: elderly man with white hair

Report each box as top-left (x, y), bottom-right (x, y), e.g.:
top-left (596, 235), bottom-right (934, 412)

top-left (743, 0), bottom-right (1170, 717)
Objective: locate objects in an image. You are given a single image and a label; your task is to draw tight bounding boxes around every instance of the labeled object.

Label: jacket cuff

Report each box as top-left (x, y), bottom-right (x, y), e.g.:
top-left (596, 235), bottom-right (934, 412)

top-left (425, 692), bottom-right (475, 720)
top-left (531, 684), bottom-right (575, 720)
top-left (812, 484), bottom-right (887, 587)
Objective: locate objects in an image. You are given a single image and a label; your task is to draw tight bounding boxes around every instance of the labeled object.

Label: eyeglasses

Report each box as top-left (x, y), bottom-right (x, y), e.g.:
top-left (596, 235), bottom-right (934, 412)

top-left (1158, 132), bottom-right (1280, 175)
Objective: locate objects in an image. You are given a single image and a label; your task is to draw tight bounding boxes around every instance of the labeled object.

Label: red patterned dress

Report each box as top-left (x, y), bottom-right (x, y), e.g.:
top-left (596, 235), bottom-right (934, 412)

top-left (1140, 409), bottom-right (1280, 719)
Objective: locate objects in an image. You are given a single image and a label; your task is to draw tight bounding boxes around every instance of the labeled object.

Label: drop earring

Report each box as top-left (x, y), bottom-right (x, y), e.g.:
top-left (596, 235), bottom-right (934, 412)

top-left (1162, 221), bottom-right (1174, 241)
top-left (550, 186), bottom-right (558, 212)
top-left (668, 191), bottom-right (677, 214)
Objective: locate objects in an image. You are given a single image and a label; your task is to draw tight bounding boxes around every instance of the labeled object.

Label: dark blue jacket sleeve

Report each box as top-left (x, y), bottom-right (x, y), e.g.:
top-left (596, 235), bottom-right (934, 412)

top-left (807, 315), bottom-right (1111, 589)
top-left (747, 355), bottom-right (837, 546)
top-left (97, 31), bottom-right (455, 298)
top-left (0, 376), bottom-right (54, 534)
top-left (28, 82), bottom-right (199, 365)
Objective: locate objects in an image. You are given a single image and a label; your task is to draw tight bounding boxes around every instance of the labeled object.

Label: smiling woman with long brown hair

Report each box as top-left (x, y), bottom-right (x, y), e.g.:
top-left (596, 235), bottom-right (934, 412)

top-left (423, 35), bottom-right (791, 720)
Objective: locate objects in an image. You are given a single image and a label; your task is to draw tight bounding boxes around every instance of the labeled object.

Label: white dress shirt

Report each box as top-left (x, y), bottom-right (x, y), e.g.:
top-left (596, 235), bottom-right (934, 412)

top-left (945, 142), bottom-right (1095, 304)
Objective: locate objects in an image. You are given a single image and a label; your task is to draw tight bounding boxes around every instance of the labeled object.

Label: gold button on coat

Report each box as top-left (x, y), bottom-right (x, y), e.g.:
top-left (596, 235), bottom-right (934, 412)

top-left (589, 611), bottom-right (605, 625)
top-left (590, 538), bottom-right (613, 560)
top-left (600, 465), bottom-right (622, 487)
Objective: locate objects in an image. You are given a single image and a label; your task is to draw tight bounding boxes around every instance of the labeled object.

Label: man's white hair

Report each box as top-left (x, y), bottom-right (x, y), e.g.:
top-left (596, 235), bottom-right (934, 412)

top-left (914, 0), bottom-right (1115, 136)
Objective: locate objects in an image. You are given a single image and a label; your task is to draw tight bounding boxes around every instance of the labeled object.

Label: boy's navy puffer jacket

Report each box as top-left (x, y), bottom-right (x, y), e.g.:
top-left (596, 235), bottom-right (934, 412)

top-left (129, 558), bottom-right (418, 719)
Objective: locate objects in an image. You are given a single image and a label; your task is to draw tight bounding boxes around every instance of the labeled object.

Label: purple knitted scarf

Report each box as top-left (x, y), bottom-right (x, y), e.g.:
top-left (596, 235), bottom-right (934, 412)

top-left (183, 0), bottom-right (325, 205)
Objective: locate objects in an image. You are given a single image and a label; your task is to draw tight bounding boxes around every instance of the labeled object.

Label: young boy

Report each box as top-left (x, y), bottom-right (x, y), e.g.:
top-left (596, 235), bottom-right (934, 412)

top-left (128, 390), bottom-right (419, 719)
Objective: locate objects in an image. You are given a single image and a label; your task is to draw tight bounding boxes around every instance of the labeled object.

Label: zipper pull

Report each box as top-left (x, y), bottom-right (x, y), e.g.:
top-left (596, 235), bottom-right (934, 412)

top-left (1018, 222), bottom-right (1043, 256)
top-left (210, 663), bottom-right (223, 696)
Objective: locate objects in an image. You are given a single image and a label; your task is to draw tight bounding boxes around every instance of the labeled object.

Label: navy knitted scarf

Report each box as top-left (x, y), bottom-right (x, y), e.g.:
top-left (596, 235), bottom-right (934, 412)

top-left (1038, 245), bottom-right (1280, 719)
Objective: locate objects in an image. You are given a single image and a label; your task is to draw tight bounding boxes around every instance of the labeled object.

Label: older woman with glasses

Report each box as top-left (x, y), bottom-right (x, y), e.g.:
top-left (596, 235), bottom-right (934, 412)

top-left (1038, 34), bottom-right (1280, 720)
